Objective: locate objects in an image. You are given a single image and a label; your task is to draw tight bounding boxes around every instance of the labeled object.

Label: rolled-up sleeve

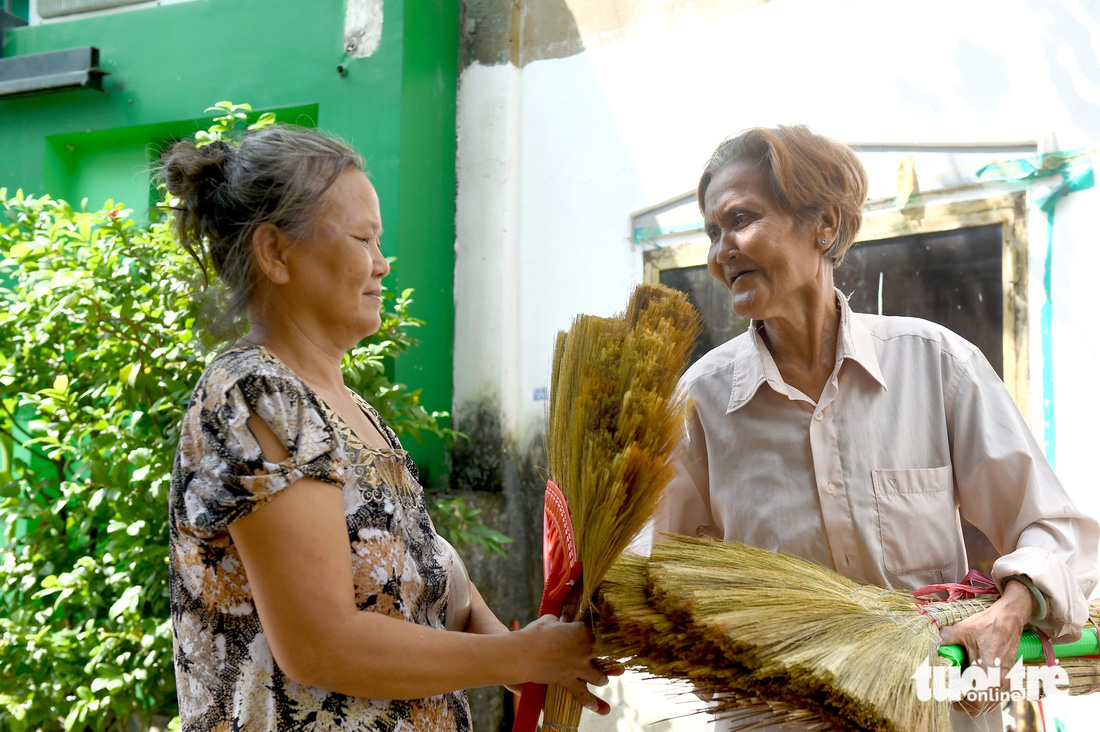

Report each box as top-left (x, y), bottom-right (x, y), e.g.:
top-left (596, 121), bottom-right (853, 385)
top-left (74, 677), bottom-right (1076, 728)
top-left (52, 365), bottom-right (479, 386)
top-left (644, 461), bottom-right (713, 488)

top-left (947, 349), bottom-right (1099, 641)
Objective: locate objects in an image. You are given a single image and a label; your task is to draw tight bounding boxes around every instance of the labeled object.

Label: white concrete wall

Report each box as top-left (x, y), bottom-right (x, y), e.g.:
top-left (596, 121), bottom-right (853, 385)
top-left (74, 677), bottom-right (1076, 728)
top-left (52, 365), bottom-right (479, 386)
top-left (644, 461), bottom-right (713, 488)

top-left (1045, 185), bottom-right (1100, 521)
top-left (455, 1), bottom-right (1099, 727)
top-left (456, 0), bottom-right (1100, 449)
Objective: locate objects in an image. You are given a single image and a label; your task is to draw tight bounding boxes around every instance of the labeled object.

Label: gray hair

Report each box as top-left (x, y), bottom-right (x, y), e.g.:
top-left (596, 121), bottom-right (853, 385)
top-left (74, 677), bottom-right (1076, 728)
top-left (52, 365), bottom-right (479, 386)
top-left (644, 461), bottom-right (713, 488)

top-left (158, 125), bottom-right (365, 337)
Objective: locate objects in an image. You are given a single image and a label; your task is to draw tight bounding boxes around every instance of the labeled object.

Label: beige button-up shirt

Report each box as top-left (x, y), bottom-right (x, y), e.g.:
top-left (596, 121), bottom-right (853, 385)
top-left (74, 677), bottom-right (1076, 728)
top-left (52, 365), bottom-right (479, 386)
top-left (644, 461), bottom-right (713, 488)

top-left (650, 292), bottom-right (1099, 731)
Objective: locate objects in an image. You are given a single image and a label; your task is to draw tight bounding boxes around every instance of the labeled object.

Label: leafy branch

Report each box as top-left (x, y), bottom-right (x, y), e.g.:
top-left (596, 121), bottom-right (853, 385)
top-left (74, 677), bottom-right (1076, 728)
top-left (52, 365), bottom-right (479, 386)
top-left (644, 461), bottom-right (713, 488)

top-left (0, 103), bottom-right (479, 731)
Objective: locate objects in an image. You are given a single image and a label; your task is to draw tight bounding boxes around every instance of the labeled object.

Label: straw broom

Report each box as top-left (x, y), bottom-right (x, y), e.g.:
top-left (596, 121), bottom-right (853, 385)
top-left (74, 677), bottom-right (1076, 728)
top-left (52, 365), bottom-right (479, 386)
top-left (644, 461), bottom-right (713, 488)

top-left (536, 284), bottom-right (701, 730)
top-left (647, 536), bottom-right (957, 731)
top-left (594, 553), bottom-right (851, 730)
top-left (593, 536), bottom-right (1005, 731)
top-left (597, 537), bottom-right (1100, 729)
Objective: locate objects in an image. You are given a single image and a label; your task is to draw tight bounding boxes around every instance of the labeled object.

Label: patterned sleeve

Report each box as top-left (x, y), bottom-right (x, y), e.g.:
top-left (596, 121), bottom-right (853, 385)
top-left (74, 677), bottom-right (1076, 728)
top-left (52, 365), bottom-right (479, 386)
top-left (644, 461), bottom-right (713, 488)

top-left (178, 368), bottom-right (347, 535)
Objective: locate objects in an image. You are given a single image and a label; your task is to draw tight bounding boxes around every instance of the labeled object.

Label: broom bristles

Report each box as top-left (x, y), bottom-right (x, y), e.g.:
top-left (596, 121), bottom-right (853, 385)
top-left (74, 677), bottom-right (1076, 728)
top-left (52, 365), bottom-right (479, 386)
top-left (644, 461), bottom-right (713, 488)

top-left (593, 547), bottom-right (856, 730)
top-left (593, 536), bottom-right (979, 732)
top-left (650, 537), bottom-right (953, 732)
top-left (597, 537), bottom-right (1100, 728)
top-left (542, 284), bottom-right (701, 728)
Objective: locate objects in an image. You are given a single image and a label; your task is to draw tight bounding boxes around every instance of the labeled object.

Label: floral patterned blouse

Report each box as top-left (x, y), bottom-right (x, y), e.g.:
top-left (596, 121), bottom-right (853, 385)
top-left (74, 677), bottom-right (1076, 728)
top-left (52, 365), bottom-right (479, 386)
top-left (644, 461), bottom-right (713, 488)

top-left (168, 345), bottom-right (471, 731)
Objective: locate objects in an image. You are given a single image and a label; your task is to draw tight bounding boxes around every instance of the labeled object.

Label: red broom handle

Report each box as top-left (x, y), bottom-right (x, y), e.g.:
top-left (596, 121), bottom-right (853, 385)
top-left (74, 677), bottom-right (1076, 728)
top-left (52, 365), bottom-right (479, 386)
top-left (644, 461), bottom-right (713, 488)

top-left (513, 683), bottom-right (548, 732)
top-left (511, 481), bottom-right (582, 732)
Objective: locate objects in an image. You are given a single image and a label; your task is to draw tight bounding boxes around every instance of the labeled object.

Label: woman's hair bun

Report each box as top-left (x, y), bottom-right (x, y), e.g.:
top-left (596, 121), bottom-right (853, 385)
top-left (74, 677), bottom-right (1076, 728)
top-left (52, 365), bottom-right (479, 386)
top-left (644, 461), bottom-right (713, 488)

top-left (161, 140), bottom-right (236, 204)
top-left (157, 125), bottom-right (364, 341)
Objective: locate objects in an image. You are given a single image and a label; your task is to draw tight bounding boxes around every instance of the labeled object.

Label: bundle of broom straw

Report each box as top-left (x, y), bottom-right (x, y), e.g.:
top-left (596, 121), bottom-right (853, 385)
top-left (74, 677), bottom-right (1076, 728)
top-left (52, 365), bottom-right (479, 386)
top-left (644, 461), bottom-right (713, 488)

top-left (536, 283), bottom-right (701, 730)
top-left (595, 552), bottom-right (855, 731)
top-left (1023, 601), bottom-right (1100, 696)
top-left (593, 535), bottom-right (1018, 732)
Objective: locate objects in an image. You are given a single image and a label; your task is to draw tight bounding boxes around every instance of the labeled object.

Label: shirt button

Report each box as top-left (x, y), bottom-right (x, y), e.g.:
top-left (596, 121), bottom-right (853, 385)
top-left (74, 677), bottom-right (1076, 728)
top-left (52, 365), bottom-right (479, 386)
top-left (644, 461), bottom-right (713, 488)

top-left (842, 374), bottom-right (850, 382)
top-left (825, 482), bottom-right (836, 494)
top-left (813, 412), bottom-right (823, 421)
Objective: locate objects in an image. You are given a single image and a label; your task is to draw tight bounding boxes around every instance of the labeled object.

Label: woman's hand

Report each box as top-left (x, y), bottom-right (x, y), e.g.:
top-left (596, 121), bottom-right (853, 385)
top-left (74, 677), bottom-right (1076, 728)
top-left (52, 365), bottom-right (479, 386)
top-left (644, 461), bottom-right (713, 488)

top-left (518, 615), bottom-right (612, 715)
top-left (937, 580), bottom-right (1038, 716)
top-left (463, 590), bottom-right (623, 703)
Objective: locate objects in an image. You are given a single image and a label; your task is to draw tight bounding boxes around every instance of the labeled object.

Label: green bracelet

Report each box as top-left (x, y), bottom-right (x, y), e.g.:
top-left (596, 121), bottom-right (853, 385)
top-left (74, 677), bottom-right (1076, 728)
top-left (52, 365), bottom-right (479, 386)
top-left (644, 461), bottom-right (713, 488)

top-left (1004, 575), bottom-right (1048, 625)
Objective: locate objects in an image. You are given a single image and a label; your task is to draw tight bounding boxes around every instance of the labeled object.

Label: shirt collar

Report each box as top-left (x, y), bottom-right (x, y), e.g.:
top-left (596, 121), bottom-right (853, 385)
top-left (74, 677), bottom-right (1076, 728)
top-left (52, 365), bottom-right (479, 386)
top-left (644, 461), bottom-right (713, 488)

top-left (726, 289), bottom-right (887, 414)
top-left (726, 329), bottom-right (769, 413)
top-left (835, 289), bottom-right (888, 390)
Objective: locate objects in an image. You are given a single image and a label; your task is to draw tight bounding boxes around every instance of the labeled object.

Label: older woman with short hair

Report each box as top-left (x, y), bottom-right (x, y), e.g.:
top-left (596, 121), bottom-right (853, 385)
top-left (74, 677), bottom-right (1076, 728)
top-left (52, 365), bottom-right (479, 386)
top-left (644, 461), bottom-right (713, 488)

top-left (654, 125), bottom-right (1098, 731)
top-left (162, 126), bottom-right (611, 732)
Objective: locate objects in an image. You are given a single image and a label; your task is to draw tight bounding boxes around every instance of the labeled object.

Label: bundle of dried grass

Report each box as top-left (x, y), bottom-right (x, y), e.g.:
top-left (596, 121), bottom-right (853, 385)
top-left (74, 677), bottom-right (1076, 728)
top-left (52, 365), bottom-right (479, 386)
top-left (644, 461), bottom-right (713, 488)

top-left (648, 536), bottom-right (957, 731)
top-left (593, 535), bottom-right (1009, 731)
top-left (1038, 603), bottom-right (1100, 695)
top-left (598, 536), bottom-right (1100, 729)
top-left (547, 285), bottom-right (700, 605)
top-left (1057, 659), bottom-right (1100, 695)
top-left (536, 284), bottom-right (701, 730)
top-left (594, 553), bottom-right (849, 730)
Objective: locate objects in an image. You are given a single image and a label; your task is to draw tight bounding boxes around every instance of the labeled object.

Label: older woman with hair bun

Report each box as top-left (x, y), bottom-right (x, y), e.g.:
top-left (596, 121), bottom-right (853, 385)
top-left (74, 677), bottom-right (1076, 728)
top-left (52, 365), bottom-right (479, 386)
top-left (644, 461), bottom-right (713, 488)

top-left (161, 126), bottom-right (611, 731)
top-left (653, 125), bottom-right (1098, 731)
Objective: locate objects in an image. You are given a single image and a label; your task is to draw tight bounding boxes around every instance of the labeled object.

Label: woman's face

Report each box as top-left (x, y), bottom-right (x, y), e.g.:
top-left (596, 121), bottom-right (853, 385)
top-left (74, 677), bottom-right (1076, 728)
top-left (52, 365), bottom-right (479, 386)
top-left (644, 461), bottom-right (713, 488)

top-left (703, 157), bottom-right (828, 323)
top-left (282, 168), bottom-right (389, 347)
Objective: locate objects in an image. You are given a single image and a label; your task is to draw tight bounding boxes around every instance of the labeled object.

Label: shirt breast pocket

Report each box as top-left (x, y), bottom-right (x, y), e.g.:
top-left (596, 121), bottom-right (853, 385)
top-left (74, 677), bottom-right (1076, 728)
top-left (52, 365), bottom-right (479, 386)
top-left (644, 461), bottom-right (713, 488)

top-left (871, 465), bottom-right (959, 575)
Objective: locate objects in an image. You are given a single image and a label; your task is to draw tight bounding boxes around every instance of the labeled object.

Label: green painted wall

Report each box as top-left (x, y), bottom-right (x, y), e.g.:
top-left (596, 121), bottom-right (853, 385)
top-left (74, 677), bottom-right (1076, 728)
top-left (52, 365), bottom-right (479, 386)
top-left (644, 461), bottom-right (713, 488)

top-left (0, 0), bottom-right (457, 487)
top-left (396, 0), bottom-right (458, 488)
top-left (10, 0), bottom-right (29, 21)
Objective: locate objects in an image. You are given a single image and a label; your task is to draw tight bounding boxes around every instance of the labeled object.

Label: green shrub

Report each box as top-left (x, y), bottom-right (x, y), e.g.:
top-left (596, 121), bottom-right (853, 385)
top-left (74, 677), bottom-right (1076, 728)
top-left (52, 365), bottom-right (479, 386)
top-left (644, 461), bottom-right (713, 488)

top-left (0, 104), bottom-right (479, 731)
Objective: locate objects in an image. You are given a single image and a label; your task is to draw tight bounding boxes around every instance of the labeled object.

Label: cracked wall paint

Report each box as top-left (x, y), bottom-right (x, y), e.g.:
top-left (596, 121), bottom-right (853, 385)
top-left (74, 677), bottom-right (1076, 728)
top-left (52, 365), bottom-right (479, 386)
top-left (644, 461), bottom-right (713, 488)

top-left (345, 0), bottom-right (383, 58)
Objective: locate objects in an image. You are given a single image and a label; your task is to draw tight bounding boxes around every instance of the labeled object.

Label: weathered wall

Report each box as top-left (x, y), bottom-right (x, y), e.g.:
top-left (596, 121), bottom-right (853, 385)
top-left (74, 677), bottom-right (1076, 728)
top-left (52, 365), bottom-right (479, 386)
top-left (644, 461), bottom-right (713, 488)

top-left (455, 0), bottom-right (1100, 728)
top-left (463, 0), bottom-right (770, 66)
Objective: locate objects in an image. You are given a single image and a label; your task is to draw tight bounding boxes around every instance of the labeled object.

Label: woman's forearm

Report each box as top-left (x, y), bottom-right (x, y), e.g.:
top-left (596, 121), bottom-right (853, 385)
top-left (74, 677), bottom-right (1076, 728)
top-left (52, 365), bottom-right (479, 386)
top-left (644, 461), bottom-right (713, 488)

top-left (299, 610), bottom-right (530, 698)
top-left (291, 610), bottom-right (606, 709)
top-left (464, 582), bottom-right (510, 635)
top-left (226, 460), bottom-right (605, 706)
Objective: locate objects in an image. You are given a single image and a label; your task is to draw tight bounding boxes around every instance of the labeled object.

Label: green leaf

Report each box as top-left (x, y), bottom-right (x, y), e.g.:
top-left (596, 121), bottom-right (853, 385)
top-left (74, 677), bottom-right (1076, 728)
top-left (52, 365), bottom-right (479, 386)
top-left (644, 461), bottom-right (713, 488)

top-left (108, 584), bottom-right (142, 619)
top-left (63, 702), bottom-right (82, 731)
top-left (119, 362), bottom-right (140, 388)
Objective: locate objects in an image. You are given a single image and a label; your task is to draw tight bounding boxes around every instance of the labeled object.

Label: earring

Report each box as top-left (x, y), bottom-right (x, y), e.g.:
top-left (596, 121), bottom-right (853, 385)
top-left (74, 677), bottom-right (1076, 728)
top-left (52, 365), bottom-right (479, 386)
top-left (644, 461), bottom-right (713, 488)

top-left (820, 238), bottom-right (827, 245)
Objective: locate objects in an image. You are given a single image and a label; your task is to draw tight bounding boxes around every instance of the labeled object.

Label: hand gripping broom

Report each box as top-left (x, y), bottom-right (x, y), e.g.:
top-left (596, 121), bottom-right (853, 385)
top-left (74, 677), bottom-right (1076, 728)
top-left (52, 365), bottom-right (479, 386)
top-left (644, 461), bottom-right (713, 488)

top-left (511, 479), bottom-right (583, 731)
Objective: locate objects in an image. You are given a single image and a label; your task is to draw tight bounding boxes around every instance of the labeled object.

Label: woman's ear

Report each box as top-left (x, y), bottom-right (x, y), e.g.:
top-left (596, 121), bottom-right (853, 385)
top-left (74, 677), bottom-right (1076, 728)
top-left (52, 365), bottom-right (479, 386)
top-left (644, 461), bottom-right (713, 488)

top-left (816, 205), bottom-right (842, 251)
top-left (252, 223), bottom-right (292, 285)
